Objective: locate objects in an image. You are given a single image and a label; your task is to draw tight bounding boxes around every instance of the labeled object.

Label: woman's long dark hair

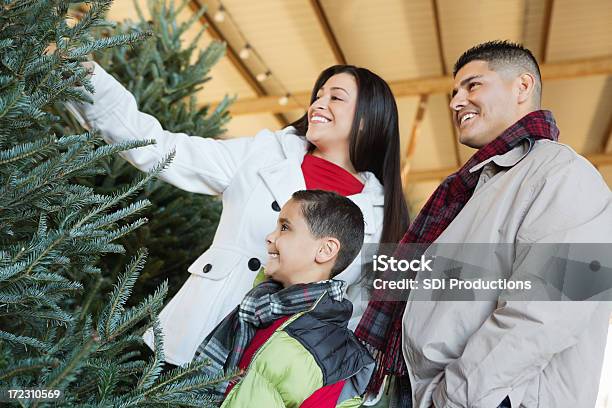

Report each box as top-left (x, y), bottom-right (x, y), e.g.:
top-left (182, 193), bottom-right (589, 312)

top-left (289, 65), bottom-right (409, 245)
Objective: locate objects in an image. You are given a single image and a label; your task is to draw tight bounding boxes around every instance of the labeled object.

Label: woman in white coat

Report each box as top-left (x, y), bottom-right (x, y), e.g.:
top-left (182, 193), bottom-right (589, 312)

top-left (68, 62), bottom-right (409, 366)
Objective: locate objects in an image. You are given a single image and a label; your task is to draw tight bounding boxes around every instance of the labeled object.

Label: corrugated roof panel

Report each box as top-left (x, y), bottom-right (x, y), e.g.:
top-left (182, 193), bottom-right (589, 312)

top-left (547, 0), bottom-right (612, 62)
top-left (407, 94), bottom-right (458, 171)
top-left (321, 0), bottom-right (443, 80)
top-left (221, 0), bottom-right (338, 93)
top-left (437, 0), bottom-right (525, 72)
top-left (542, 76), bottom-right (612, 154)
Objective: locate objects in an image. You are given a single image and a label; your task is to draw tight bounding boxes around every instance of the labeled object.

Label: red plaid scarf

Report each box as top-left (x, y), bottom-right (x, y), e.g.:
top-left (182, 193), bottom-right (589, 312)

top-left (355, 110), bottom-right (560, 391)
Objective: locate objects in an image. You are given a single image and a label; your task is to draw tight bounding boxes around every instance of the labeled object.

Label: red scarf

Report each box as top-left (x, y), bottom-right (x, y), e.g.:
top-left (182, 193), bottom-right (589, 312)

top-left (301, 153), bottom-right (364, 196)
top-left (355, 110), bottom-right (560, 391)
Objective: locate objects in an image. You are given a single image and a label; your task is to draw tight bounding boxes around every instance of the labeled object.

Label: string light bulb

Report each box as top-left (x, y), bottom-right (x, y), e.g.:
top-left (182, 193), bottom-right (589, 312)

top-left (214, 5), bottom-right (225, 23)
top-left (278, 94), bottom-right (290, 106)
top-left (239, 44), bottom-right (251, 60)
top-left (256, 71), bottom-right (270, 82)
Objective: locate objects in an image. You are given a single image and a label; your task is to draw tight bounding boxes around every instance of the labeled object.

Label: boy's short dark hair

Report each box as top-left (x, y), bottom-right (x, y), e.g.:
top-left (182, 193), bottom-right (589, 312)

top-left (291, 190), bottom-right (364, 277)
top-left (453, 40), bottom-right (542, 106)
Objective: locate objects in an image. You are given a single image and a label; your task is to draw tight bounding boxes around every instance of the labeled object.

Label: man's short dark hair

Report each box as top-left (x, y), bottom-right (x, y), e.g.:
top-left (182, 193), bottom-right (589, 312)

top-left (291, 190), bottom-right (364, 277)
top-left (453, 40), bottom-right (542, 106)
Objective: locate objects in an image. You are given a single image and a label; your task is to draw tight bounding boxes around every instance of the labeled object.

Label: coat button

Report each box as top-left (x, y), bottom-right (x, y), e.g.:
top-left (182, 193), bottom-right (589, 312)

top-left (271, 200), bottom-right (281, 212)
top-left (248, 258), bottom-right (261, 271)
top-left (202, 263), bottom-right (212, 273)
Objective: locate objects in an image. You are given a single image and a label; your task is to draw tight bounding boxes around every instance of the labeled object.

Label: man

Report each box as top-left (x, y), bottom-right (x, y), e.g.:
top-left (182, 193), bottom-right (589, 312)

top-left (356, 41), bottom-right (612, 407)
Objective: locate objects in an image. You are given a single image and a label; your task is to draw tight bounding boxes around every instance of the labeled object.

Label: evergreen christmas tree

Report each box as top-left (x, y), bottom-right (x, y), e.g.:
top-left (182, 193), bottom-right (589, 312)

top-left (58, 0), bottom-right (232, 306)
top-left (0, 1), bottom-right (229, 405)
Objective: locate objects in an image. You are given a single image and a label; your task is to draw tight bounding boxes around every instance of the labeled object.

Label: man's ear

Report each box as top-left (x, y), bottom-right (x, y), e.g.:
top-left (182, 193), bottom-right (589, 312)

top-left (315, 237), bottom-right (341, 264)
top-left (516, 72), bottom-right (536, 105)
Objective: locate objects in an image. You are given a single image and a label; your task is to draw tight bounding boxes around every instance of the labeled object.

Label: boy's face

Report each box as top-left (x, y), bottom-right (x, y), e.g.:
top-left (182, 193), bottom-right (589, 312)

top-left (265, 199), bottom-right (327, 287)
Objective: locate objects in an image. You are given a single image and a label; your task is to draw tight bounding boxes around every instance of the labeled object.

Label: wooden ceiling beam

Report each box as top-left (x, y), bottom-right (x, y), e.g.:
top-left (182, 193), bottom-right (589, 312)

top-left (407, 166), bottom-right (457, 183)
top-left (431, 0), bottom-right (461, 168)
top-left (188, 0), bottom-right (288, 126)
top-left (405, 152), bottom-right (612, 183)
top-left (309, 0), bottom-right (346, 65)
top-left (213, 55), bottom-right (612, 115)
top-left (431, 0), bottom-right (447, 74)
top-left (587, 152), bottom-right (612, 167)
top-left (602, 110), bottom-right (612, 154)
top-left (539, 56), bottom-right (612, 80)
top-left (539, 0), bottom-right (555, 63)
top-left (401, 95), bottom-right (429, 187)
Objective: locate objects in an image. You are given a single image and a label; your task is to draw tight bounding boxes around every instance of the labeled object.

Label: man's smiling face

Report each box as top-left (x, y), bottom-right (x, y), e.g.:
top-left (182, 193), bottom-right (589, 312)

top-left (450, 60), bottom-right (521, 148)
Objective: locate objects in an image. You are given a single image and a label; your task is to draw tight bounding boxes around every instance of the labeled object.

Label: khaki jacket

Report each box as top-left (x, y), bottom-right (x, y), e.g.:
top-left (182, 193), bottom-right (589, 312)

top-left (402, 139), bottom-right (612, 408)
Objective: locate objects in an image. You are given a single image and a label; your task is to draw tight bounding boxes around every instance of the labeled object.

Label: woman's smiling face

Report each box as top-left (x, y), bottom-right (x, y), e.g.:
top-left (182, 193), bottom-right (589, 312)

top-left (305, 73), bottom-right (358, 153)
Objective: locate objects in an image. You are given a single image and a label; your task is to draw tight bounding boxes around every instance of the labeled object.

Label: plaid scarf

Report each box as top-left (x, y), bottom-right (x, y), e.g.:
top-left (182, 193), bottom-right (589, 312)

top-left (194, 278), bottom-right (345, 392)
top-left (355, 110), bottom-right (560, 391)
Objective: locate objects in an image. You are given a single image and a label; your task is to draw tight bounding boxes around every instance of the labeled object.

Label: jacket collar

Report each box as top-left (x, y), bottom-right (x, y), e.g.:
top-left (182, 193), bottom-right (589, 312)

top-left (256, 127), bottom-right (307, 208)
top-left (258, 127), bottom-right (384, 235)
top-left (258, 158), bottom-right (306, 210)
top-left (469, 138), bottom-right (534, 173)
top-left (278, 126), bottom-right (309, 160)
top-left (307, 292), bottom-right (354, 325)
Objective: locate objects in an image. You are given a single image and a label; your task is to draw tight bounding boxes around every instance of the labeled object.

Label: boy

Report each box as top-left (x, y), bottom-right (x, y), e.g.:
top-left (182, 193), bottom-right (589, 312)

top-left (195, 190), bottom-right (375, 408)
